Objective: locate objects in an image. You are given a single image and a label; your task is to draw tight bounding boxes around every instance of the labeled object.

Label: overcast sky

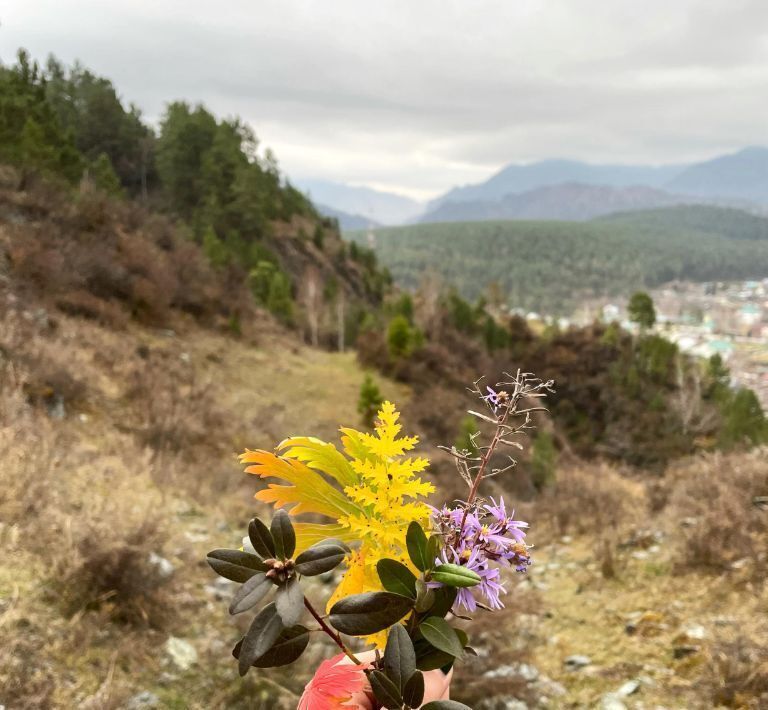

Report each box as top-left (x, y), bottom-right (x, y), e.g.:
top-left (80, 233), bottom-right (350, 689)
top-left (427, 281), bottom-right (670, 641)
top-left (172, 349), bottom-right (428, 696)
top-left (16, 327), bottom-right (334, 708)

top-left (3, 1), bottom-right (768, 199)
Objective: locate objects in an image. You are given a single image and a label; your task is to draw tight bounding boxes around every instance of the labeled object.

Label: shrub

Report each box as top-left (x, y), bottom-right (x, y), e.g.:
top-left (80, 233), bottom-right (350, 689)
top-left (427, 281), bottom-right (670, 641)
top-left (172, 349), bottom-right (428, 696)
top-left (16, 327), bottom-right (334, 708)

top-left (536, 463), bottom-right (645, 535)
top-left (530, 430), bottom-right (558, 490)
top-left (707, 636), bottom-right (768, 708)
top-left (58, 515), bottom-right (173, 628)
top-left (668, 449), bottom-right (768, 579)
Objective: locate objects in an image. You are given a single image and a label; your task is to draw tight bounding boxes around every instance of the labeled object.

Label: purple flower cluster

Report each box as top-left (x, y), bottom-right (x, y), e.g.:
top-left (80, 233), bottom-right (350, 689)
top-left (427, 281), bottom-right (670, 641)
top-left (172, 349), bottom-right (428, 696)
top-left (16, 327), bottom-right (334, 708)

top-left (430, 497), bottom-right (531, 611)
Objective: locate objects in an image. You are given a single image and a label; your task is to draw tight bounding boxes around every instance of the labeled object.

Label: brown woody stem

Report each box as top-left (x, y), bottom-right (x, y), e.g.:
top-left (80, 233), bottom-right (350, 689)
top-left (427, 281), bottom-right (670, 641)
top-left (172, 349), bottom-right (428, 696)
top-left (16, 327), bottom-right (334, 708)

top-left (303, 596), bottom-right (363, 665)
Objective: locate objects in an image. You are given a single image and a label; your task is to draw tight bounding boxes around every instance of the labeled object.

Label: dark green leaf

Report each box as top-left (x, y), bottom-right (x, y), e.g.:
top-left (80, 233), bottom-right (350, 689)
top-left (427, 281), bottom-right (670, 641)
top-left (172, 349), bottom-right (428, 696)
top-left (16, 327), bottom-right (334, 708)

top-left (229, 572), bottom-right (272, 615)
top-left (383, 623), bottom-right (416, 691)
top-left (367, 669), bottom-right (403, 709)
top-left (275, 576), bottom-right (304, 626)
top-left (419, 617), bottom-right (464, 658)
top-left (270, 509), bottom-right (295, 560)
top-left (427, 535), bottom-right (442, 567)
top-left (238, 602), bottom-right (283, 676)
top-left (377, 559), bottom-right (417, 598)
top-left (248, 518), bottom-right (276, 559)
top-left (464, 645), bottom-right (479, 657)
top-left (232, 625), bottom-right (309, 668)
top-left (414, 577), bottom-right (436, 613)
top-left (431, 563), bottom-right (481, 588)
top-left (421, 701), bottom-right (471, 710)
top-left (295, 544), bottom-right (347, 576)
top-left (406, 521), bottom-right (430, 572)
top-left (207, 549), bottom-right (267, 583)
top-left (403, 670), bottom-right (425, 709)
top-left (430, 586), bottom-right (457, 618)
top-left (454, 628), bottom-right (469, 647)
top-left (316, 537), bottom-right (351, 553)
top-left (415, 645), bottom-right (455, 671)
top-left (329, 592), bottom-right (414, 636)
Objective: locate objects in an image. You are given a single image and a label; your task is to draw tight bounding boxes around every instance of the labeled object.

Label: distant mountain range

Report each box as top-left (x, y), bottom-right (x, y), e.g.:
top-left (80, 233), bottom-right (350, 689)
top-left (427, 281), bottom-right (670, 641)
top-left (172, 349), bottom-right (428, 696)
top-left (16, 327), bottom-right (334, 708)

top-left (295, 178), bottom-right (422, 225)
top-left (420, 147), bottom-right (768, 223)
top-left (301, 147), bottom-right (768, 226)
top-left (422, 183), bottom-right (691, 223)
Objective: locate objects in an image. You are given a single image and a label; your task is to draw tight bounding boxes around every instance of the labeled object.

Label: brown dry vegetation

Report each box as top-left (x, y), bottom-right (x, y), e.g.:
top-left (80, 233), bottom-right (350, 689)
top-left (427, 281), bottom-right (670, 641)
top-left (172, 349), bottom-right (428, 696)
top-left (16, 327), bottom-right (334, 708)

top-left (0, 298), bottom-right (408, 709)
top-left (2, 287), bottom-right (766, 708)
top-left (1, 229), bottom-right (766, 707)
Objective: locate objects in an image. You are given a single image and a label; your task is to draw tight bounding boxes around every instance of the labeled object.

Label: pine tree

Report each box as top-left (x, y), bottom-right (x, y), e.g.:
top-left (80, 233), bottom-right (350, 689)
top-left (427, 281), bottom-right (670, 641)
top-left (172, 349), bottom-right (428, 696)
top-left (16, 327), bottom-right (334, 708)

top-left (387, 315), bottom-right (413, 358)
top-left (266, 272), bottom-right (294, 324)
top-left (357, 374), bottom-right (384, 428)
top-left (628, 291), bottom-right (656, 330)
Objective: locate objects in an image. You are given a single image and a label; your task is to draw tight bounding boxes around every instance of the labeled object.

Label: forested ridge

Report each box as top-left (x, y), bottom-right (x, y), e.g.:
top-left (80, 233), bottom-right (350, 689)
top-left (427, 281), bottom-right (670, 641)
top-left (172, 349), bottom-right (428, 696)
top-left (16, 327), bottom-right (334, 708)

top-left (349, 206), bottom-right (768, 314)
top-left (0, 49), bottom-right (388, 343)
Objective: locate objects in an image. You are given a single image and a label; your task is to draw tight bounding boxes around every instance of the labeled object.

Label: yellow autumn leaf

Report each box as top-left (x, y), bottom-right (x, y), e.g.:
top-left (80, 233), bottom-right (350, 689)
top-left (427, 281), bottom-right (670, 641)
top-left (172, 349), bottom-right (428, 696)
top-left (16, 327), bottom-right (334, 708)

top-left (240, 401), bottom-right (434, 647)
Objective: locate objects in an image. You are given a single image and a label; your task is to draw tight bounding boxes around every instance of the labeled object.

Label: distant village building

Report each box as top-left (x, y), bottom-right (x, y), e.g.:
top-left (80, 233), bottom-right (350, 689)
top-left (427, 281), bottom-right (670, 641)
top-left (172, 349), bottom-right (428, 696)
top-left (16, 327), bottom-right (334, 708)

top-left (601, 303), bottom-right (621, 323)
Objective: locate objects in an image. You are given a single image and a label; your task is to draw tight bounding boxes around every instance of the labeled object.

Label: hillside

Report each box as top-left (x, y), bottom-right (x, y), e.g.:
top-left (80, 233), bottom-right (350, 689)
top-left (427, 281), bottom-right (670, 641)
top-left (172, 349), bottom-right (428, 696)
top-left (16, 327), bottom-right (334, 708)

top-left (2, 288), bottom-right (766, 709)
top-left (349, 205), bottom-right (768, 313)
top-left (0, 50), bottom-right (391, 347)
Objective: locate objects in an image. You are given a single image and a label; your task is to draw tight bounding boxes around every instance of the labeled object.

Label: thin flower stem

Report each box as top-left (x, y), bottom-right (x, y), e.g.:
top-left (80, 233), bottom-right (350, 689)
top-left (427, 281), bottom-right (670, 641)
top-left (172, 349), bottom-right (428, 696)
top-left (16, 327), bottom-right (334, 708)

top-left (303, 596), bottom-right (363, 665)
top-left (459, 401), bottom-right (513, 533)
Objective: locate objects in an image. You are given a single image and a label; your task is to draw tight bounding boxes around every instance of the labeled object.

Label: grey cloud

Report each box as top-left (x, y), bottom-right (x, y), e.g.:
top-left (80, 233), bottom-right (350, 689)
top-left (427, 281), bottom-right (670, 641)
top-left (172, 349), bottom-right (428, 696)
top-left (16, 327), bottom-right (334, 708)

top-left (2, 0), bottom-right (768, 197)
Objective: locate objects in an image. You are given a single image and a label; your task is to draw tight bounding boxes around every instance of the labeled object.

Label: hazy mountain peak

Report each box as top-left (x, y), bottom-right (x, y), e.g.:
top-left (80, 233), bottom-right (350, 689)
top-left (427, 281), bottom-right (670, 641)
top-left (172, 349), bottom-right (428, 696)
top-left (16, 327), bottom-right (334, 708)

top-left (295, 178), bottom-right (423, 225)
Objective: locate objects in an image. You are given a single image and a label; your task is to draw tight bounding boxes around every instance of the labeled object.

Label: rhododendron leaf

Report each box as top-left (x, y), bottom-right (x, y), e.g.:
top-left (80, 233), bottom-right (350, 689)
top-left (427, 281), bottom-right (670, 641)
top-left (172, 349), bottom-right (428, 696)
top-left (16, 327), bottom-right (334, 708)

top-left (414, 577), bottom-right (436, 613)
top-left (403, 670), bottom-right (425, 709)
top-left (295, 544), bottom-right (347, 576)
top-left (430, 587), bottom-right (457, 618)
top-left (367, 669), bottom-right (403, 710)
top-left (277, 436), bottom-right (358, 487)
top-left (270, 509), bottom-right (295, 560)
top-left (419, 616), bottom-right (464, 659)
top-left (238, 603), bottom-right (283, 676)
top-left (431, 563), bottom-right (481, 588)
top-left (427, 534), bottom-right (442, 565)
top-left (229, 572), bottom-right (273, 615)
top-left (414, 644), bottom-right (454, 672)
top-left (383, 623), bottom-right (416, 692)
top-left (232, 625), bottom-right (309, 668)
top-left (275, 576), bottom-right (303, 626)
top-left (207, 549), bottom-right (267, 583)
top-left (329, 591), bottom-right (414, 636)
top-left (248, 518), bottom-right (275, 559)
top-left (316, 538), bottom-right (351, 552)
top-left (421, 701), bottom-right (471, 710)
top-left (377, 559), bottom-right (417, 599)
top-left (406, 521), bottom-right (430, 572)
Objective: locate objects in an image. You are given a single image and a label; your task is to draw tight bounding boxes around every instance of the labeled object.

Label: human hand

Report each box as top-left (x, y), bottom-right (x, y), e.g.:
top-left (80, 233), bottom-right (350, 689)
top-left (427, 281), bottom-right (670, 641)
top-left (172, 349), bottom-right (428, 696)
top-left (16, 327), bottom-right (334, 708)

top-left (299, 650), bottom-right (452, 709)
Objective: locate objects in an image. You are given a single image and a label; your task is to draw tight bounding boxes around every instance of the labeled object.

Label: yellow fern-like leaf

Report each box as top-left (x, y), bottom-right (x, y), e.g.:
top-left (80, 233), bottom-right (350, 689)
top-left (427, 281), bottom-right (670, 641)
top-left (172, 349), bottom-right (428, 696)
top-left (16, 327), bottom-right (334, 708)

top-left (240, 401), bottom-right (433, 648)
top-left (241, 450), bottom-right (361, 519)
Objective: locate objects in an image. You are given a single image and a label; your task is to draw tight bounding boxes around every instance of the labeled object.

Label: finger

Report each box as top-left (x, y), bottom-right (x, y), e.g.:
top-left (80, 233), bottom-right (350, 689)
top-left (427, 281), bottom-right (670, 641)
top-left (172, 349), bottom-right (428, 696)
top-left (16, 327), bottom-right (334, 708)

top-left (422, 667), bottom-right (453, 705)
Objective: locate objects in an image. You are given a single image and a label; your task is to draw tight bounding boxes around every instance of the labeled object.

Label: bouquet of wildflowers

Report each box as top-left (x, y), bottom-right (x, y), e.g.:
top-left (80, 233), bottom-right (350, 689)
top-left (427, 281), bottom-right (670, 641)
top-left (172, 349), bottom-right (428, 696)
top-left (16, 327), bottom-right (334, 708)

top-left (207, 372), bottom-right (553, 709)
